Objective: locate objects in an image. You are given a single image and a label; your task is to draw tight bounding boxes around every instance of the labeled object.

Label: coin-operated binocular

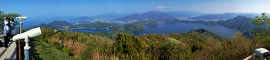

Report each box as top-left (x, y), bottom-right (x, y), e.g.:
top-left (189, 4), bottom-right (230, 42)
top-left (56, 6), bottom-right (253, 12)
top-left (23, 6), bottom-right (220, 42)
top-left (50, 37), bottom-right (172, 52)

top-left (12, 27), bottom-right (41, 60)
top-left (255, 48), bottom-right (270, 60)
top-left (244, 48), bottom-right (270, 60)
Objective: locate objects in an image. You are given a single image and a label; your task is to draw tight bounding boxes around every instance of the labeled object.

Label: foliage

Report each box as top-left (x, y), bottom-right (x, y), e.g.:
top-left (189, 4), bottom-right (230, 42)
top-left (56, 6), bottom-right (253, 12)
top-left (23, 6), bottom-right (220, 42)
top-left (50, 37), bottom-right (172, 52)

top-left (251, 13), bottom-right (270, 25)
top-left (30, 12), bottom-right (270, 60)
top-left (214, 32), bottom-right (252, 60)
top-left (123, 24), bottom-right (145, 32)
top-left (139, 32), bottom-right (209, 59)
top-left (32, 27), bottom-right (270, 60)
top-left (0, 10), bottom-right (21, 28)
top-left (138, 31), bottom-right (258, 60)
top-left (132, 20), bottom-right (158, 27)
top-left (250, 12), bottom-right (270, 38)
top-left (189, 28), bottom-right (227, 41)
top-left (62, 47), bottom-right (71, 55)
top-left (109, 23), bottom-right (145, 33)
top-left (145, 21), bottom-right (158, 27)
top-left (34, 28), bottom-right (116, 59)
top-left (30, 38), bottom-right (78, 60)
top-left (113, 33), bottom-right (144, 59)
top-left (218, 16), bottom-right (262, 33)
top-left (53, 41), bottom-right (62, 49)
top-left (35, 28), bottom-right (55, 42)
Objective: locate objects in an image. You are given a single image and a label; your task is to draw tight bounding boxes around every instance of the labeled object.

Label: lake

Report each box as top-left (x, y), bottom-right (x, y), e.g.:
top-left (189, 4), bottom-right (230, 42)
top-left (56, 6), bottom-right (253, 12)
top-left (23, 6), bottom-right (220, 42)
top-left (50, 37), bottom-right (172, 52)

top-left (133, 21), bottom-right (237, 39)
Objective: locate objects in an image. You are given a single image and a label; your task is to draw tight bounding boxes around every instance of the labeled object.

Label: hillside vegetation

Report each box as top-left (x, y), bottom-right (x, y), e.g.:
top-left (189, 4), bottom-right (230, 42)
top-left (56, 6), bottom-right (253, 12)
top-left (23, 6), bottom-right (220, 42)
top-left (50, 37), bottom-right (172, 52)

top-left (29, 27), bottom-right (270, 60)
top-left (28, 12), bottom-right (270, 60)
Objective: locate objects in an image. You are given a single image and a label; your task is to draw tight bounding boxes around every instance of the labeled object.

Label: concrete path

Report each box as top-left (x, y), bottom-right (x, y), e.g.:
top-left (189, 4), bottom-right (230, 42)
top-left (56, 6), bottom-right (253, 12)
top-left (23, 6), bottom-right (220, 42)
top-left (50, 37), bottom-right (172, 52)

top-left (0, 34), bottom-right (17, 60)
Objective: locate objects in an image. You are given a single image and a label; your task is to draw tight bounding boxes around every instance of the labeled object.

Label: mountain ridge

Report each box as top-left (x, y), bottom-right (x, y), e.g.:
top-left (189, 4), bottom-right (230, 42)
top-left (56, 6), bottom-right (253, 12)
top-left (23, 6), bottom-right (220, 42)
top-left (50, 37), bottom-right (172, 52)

top-left (116, 10), bottom-right (176, 21)
top-left (48, 20), bottom-right (74, 27)
top-left (189, 28), bottom-right (227, 41)
top-left (188, 13), bottom-right (258, 20)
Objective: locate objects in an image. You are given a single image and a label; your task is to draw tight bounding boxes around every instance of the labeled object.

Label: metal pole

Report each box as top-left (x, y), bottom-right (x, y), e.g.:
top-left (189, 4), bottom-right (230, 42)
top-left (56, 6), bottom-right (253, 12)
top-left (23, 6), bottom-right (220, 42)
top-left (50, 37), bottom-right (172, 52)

top-left (18, 40), bottom-right (21, 60)
top-left (20, 19), bottom-right (22, 34)
top-left (20, 19), bottom-right (22, 60)
top-left (19, 19), bottom-right (22, 60)
top-left (243, 53), bottom-right (256, 60)
top-left (24, 36), bottom-right (30, 60)
top-left (19, 18), bottom-right (23, 60)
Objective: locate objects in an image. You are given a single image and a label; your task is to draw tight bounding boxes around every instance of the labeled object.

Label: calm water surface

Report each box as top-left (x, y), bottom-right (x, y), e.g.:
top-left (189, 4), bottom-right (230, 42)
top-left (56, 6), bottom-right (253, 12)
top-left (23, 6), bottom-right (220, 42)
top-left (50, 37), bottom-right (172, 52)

top-left (133, 22), bottom-right (237, 39)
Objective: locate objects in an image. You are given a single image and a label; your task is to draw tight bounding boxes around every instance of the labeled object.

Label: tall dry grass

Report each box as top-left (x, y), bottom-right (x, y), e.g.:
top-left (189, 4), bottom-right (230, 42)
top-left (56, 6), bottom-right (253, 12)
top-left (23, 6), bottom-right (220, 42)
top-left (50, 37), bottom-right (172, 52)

top-left (90, 49), bottom-right (119, 60)
top-left (63, 40), bottom-right (87, 58)
top-left (40, 29), bottom-right (115, 59)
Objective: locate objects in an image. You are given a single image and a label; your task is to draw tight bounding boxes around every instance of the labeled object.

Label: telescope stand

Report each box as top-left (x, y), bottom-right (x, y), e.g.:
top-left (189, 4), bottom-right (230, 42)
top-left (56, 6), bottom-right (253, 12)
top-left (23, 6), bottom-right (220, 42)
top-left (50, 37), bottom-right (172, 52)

top-left (24, 36), bottom-right (30, 60)
top-left (16, 36), bottom-right (30, 60)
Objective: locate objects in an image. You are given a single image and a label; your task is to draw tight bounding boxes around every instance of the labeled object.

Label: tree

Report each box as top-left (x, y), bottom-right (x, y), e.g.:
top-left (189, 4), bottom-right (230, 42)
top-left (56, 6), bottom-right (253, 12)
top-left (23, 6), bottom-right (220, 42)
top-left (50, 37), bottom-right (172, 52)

top-left (250, 12), bottom-right (270, 38)
top-left (0, 10), bottom-right (21, 28)
top-left (113, 33), bottom-right (144, 59)
top-left (251, 13), bottom-right (270, 25)
top-left (0, 11), bottom-right (5, 26)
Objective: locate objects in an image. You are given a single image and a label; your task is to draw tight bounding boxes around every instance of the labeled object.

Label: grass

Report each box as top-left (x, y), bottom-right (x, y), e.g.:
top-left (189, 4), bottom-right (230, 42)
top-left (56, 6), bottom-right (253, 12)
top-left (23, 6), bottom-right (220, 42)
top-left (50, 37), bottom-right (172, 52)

top-left (30, 38), bottom-right (78, 60)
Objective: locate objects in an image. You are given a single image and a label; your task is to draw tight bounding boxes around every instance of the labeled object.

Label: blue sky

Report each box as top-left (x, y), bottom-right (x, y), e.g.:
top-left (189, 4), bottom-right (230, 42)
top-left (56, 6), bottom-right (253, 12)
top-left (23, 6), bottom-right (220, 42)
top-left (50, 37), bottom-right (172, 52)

top-left (1, 0), bottom-right (270, 17)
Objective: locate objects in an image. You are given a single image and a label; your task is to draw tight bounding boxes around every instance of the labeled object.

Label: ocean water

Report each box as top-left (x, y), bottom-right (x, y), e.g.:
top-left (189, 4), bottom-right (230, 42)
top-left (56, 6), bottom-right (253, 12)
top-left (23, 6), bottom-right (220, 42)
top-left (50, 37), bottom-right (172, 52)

top-left (133, 21), bottom-right (237, 39)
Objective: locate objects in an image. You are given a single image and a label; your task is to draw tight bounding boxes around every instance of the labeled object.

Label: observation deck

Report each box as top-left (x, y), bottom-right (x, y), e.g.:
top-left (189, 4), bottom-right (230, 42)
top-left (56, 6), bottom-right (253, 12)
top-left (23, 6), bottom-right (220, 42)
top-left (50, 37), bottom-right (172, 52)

top-left (0, 34), bottom-right (17, 60)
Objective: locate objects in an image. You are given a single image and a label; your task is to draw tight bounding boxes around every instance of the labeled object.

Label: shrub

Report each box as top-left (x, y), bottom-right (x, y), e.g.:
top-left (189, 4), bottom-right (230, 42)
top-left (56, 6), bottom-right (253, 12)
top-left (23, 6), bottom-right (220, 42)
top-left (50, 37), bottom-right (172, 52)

top-left (62, 47), bottom-right (71, 55)
top-left (52, 42), bottom-right (62, 49)
top-left (113, 33), bottom-right (144, 59)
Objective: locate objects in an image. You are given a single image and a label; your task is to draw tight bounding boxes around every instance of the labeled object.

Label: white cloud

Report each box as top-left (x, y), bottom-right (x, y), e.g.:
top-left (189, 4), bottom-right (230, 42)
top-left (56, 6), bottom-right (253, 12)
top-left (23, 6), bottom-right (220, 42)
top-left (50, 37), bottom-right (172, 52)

top-left (156, 6), bottom-right (169, 9)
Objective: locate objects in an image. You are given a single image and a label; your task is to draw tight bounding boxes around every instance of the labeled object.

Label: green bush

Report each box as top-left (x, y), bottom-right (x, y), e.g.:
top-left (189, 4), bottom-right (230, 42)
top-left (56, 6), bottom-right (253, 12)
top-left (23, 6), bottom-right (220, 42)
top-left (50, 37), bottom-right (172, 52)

top-left (52, 42), bottom-right (62, 49)
top-left (62, 47), bottom-right (71, 55)
top-left (113, 33), bottom-right (144, 59)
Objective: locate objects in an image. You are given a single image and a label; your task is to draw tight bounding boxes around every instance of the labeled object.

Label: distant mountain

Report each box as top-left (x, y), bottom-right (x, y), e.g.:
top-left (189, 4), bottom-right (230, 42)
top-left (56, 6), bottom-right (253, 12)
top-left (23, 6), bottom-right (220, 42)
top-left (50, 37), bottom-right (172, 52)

top-left (116, 11), bottom-right (176, 21)
top-left (217, 16), bottom-right (262, 32)
top-left (48, 20), bottom-right (74, 27)
top-left (71, 16), bottom-right (93, 20)
top-left (73, 21), bottom-right (119, 30)
top-left (189, 28), bottom-right (227, 41)
top-left (92, 12), bottom-right (136, 19)
top-left (242, 27), bottom-right (268, 38)
top-left (165, 16), bottom-right (264, 33)
top-left (166, 11), bottom-right (207, 17)
top-left (188, 13), bottom-right (258, 20)
top-left (28, 23), bottom-right (57, 30)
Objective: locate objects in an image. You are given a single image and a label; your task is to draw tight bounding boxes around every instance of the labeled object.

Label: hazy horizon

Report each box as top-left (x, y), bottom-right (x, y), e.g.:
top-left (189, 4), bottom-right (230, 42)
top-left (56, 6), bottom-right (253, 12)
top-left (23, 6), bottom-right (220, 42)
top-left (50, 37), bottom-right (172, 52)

top-left (1, 0), bottom-right (270, 17)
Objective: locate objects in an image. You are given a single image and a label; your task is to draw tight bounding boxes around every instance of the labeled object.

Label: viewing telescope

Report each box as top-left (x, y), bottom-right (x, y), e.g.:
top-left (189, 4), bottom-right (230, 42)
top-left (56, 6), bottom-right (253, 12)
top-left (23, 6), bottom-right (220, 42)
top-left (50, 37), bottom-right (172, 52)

top-left (255, 48), bottom-right (270, 60)
top-left (12, 27), bottom-right (41, 60)
top-left (244, 48), bottom-right (270, 60)
top-left (15, 17), bottom-right (27, 20)
top-left (12, 27), bottom-right (41, 41)
top-left (15, 16), bottom-right (27, 34)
